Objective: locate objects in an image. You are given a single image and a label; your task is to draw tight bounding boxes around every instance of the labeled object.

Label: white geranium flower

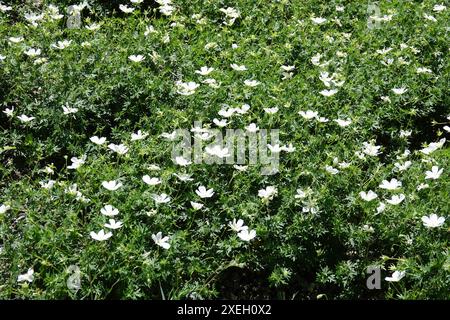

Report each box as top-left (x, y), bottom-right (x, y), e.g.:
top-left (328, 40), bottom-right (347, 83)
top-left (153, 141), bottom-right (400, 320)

top-left (233, 165), bottom-right (248, 171)
top-left (119, 4), bottom-right (134, 13)
top-left (417, 183), bottom-right (429, 191)
top-left (90, 229), bottom-right (112, 241)
top-left (8, 36), bottom-right (24, 43)
top-left (281, 143), bottom-right (296, 153)
top-left (229, 218), bottom-right (248, 232)
top-left (267, 144), bottom-right (283, 153)
top-left (67, 155), bottom-right (86, 170)
top-left (325, 165), bottom-right (339, 175)
top-left (176, 81), bottom-right (199, 95)
top-left (376, 202), bottom-right (386, 214)
top-left (174, 156), bottom-right (192, 166)
top-left (24, 48), bottom-right (41, 57)
top-left (386, 194), bottom-right (405, 205)
top-left (433, 4), bottom-right (446, 12)
top-left (264, 107), bottom-right (278, 114)
top-left (100, 205), bottom-right (119, 217)
top-left (196, 186), bottom-right (215, 198)
top-left (142, 175), bottom-right (161, 186)
top-left (152, 193), bottom-right (171, 204)
top-left (246, 123), bottom-right (259, 133)
top-left (392, 87), bottom-right (408, 95)
top-left (85, 23), bottom-right (101, 31)
top-left (394, 161), bottom-right (412, 171)
top-left (359, 190), bottom-right (378, 201)
top-left (362, 142), bottom-right (381, 156)
top-left (108, 143), bottom-right (129, 155)
top-left (39, 180), bottom-right (56, 189)
top-left (299, 110), bottom-right (318, 120)
top-left (51, 40), bottom-right (72, 50)
top-left (0, 4), bottom-right (12, 12)
top-left (416, 67), bottom-right (432, 74)
top-left (230, 63), bottom-right (247, 71)
top-left (90, 136), bottom-right (107, 145)
top-left (104, 219), bottom-right (123, 230)
top-left (128, 54), bottom-right (145, 62)
top-left (17, 114), bottom-right (35, 122)
top-left (174, 173), bottom-right (194, 182)
top-left (17, 268), bottom-right (34, 283)
top-left (311, 17), bottom-right (327, 24)
top-left (62, 105), bottom-right (78, 115)
top-left (213, 118), bottom-right (228, 127)
top-left (385, 270), bottom-right (405, 282)
top-left (190, 201), bottom-right (204, 210)
top-left (320, 89), bottom-right (338, 97)
top-left (334, 118), bottom-right (352, 127)
top-left (205, 145), bottom-right (230, 158)
top-left (294, 189), bottom-right (307, 199)
top-left (423, 13), bottom-right (437, 22)
top-left (258, 186), bottom-right (278, 201)
top-left (425, 166), bottom-right (443, 180)
top-left (379, 178), bottom-right (402, 190)
top-left (102, 180), bottom-right (123, 191)
top-left (131, 130), bottom-right (148, 141)
top-left (421, 214), bottom-right (445, 228)
top-left (237, 229), bottom-right (256, 241)
top-left (152, 232), bottom-right (170, 249)
top-left (0, 204), bottom-right (11, 214)
top-left (244, 79), bottom-right (260, 87)
top-left (420, 138), bottom-right (446, 155)
top-left (195, 66), bottom-right (214, 75)
top-left (2, 107), bottom-right (13, 117)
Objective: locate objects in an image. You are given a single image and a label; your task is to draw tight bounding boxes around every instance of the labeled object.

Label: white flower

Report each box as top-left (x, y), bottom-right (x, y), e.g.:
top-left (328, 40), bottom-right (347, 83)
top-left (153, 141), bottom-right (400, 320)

top-left (433, 4), bottom-right (447, 12)
top-left (51, 40), bottom-right (72, 50)
top-left (420, 138), bottom-right (446, 155)
top-left (443, 126), bottom-right (450, 133)
top-left (299, 110), bottom-right (318, 120)
top-left (267, 144), bottom-right (283, 153)
top-left (334, 118), bottom-right (352, 127)
top-left (17, 268), bottom-right (34, 283)
top-left (394, 161), bottom-right (412, 171)
top-left (159, 4), bottom-right (175, 16)
top-left (281, 143), bottom-right (296, 153)
top-left (131, 0), bottom-right (144, 3)
top-left (101, 205), bottom-right (119, 217)
top-left (62, 105), bottom-right (78, 115)
top-left (8, 37), bottom-right (24, 43)
top-left (174, 173), bottom-right (194, 182)
top-left (90, 229), bottom-right (112, 241)
top-left (379, 178), bottom-right (402, 190)
top-left (385, 270), bottom-right (405, 282)
top-left (237, 229), bottom-right (256, 241)
top-left (399, 130), bottom-right (412, 137)
top-left (0, 54), bottom-right (5, 61)
top-left (196, 186), bottom-right (215, 198)
top-left (3, 107), bottom-right (13, 117)
top-left (229, 218), bottom-right (248, 232)
top-left (423, 13), bottom-right (437, 22)
top-left (0, 204), bottom-right (11, 214)
top-left (17, 114), bottom-right (35, 122)
top-left (213, 118), bottom-right (228, 127)
top-left (233, 165), bottom-right (248, 171)
top-left (386, 194), bottom-right (405, 205)
top-left (85, 23), bottom-right (101, 31)
top-left (264, 107), bottom-right (278, 114)
top-left (425, 166), bottom-right (443, 180)
top-left (174, 156), bottom-right (192, 166)
top-left (320, 89), bottom-right (338, 97)
top-left (359, 190), bottom-right (378, 201)
top-left (67, 155), bottom-right (86, 170)
top-left (160, 131), bottom-right (178, 141)
top-left (119, 4), bottom-right (134, 13)
top-left (258, 186), bottom-right (278, 200)
top-left (152, 193), bottom-right (171, 204)
top-left (376, 202), bottom-right (386, 214)
top-left (195, 66), bottom-right (214, 75)
top-left (128, 54), bottom-right (145, 62)
top-left (24, 48), bottom-right (41, 57)
top-left (0, 4), bottom-right (12, 12)
top-left (152, 232), bottom-right (170, 249)
top-left (104, 219), bottom-right (123, 230)
top-left (421, 214), bottom-right (445, 228)
top-left (205, 145), bottom-right (230, 158)
top-left (311, 17), bottom-right (327, 24)
top-left (416, 67), bottom-right (432, 74)
top-left (230, 63), bottom-right (247, 71)
top-left (244, 79), bottom-right (260, 87)
top-left (90, 136), bottom-right (107, 145)
top-left (142, 175), bottom-right (161, 186)
top-left (245, 123), bottom-right (259, 133)
top-left (392, 87), bottom-right (408, 95)
top-left (108, 143), bottom-right (129, 155)
top-left (294, 189), bottom-right (307, 199)
top-left (131, 130), bottom-right (148, 141)
top-left (102, 180), bottom-right (123, 191)
top-left (39, 180), bottom-right (56, 189)
top-left (362, 142), bottom-right (381, 156)
top-left (281, 65), bottom-right (295, 71)
top-left (190, 201), bottom-right (204, 210)
top-left (417, 183), bottom-right (429, 191)
top-left (176, 81), bottom-right (199, 95)
top-left (325, 165), bottom-right (339, 175)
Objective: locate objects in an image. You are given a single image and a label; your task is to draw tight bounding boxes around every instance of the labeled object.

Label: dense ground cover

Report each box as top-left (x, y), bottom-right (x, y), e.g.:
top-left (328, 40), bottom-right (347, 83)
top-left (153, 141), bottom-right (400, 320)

top-left (0, 0), bottom-right (448, 299)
